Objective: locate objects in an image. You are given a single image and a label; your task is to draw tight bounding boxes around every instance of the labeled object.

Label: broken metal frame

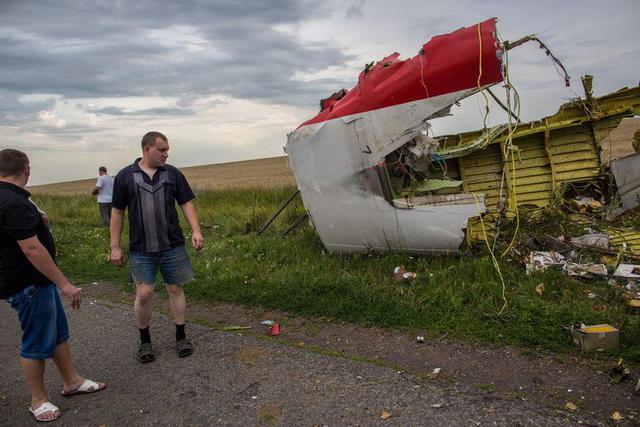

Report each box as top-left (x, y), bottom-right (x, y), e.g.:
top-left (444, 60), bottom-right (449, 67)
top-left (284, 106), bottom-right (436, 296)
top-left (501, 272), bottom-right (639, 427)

top-left (285, 18), bottom-right (640, 255)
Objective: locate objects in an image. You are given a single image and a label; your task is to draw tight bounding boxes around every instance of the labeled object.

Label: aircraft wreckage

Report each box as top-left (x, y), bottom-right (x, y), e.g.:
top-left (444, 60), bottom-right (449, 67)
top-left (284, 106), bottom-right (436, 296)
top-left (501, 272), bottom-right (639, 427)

top-left (284, 18), bottom-right (640, 254)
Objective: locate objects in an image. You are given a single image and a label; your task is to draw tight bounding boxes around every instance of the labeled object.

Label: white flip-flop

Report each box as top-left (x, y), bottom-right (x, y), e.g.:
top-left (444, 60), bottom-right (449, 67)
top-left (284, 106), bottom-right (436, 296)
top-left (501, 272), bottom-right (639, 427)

top-left (61, 378), bottom-right (107, 396)
top-left (29, 401), bottom-right (61, 422)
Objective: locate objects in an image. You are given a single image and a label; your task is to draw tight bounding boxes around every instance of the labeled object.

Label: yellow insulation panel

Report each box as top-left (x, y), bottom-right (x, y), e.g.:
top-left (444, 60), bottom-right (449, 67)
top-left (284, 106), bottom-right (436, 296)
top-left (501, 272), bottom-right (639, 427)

top-left (608, 229), bottom-right (640, 254)
top-left (460, 143), bottom-right (504, 210)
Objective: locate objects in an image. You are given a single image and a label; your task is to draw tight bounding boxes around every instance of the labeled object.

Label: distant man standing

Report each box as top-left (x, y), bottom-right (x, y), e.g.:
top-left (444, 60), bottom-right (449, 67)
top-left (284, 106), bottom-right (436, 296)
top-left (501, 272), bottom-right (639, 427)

top-left (110, 131), bottom-right (204, 363)
top-left (0, 149), bottom-right (106, 422)
top-left (91, 166), bottom-right (114, 227)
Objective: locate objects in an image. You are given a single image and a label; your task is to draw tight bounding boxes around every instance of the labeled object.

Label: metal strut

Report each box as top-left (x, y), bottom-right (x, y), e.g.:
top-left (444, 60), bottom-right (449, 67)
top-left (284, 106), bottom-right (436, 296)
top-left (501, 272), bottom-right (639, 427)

top-left (282, 212), bottom-right (309, 236)
top-left (256, 189), bottom-right (300, 236)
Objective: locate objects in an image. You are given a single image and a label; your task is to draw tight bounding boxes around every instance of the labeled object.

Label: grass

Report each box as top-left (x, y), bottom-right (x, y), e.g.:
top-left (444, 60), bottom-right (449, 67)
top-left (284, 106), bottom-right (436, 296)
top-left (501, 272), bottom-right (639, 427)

top-left (34, 186), bottom-right (640, 363)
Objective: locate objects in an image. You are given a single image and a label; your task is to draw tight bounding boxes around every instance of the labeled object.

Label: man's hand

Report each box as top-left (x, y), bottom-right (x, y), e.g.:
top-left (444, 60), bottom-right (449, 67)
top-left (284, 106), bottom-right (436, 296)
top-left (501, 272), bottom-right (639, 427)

top-left (110, 245), bottom-right (125, 266)
top-left (191, 231), bottom-right (204, 251)
top-left (59, 282), bottom-right (81, 309)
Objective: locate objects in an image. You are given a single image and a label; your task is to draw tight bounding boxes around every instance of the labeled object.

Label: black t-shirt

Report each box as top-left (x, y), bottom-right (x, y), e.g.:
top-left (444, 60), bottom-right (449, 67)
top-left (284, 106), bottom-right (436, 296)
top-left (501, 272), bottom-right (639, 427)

top-left (0, 182), bottom-right (56, 299)
top-left (112, 159), bottom-right (195, 253)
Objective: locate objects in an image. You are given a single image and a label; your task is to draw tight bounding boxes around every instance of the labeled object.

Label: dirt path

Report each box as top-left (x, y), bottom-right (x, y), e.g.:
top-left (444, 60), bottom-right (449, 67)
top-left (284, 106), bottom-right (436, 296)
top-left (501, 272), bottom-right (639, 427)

top-left (1, 282), bottom-right (637, 426)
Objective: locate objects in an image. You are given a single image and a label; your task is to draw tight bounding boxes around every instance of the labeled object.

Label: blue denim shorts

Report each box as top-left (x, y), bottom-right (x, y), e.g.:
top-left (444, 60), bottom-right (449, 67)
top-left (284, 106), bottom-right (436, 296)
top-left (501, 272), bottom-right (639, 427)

top-left (10, 283), bottom-right (69, 360)
top-left (129, 244), bottom-right (194, 286)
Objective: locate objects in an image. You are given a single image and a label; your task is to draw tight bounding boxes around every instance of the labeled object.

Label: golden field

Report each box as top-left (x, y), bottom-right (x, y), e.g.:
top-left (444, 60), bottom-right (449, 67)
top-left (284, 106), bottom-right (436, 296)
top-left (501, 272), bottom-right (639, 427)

top-left (28, 156), bottom-right (296, 195)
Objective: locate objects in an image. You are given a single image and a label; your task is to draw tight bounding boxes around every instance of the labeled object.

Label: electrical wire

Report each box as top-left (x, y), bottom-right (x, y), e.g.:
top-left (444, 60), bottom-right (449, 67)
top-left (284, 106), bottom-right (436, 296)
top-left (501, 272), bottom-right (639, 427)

top-left (476, 22), bottom-right (508, 316)
top-left (499, 43), bottom-right (521, 258)
top-left (472, 192), bottom-right (508, 315)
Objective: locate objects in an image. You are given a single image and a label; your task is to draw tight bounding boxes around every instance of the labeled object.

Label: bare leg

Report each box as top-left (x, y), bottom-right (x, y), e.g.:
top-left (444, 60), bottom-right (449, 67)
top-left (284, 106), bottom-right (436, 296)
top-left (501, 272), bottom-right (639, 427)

top-left (165, 284), bottom-right (186, 325)
top-left (21, 358), bottom-right (59, 420)
top-left (51, 341), bottom-right (83, 392)
top-left (134, 284), bottom-right (154, 329)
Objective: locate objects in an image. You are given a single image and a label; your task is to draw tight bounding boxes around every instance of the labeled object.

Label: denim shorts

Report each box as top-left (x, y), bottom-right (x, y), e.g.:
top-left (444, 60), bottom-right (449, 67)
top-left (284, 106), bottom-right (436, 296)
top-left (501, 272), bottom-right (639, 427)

top-left (129, 244), bottom-right (194, 286)
top-left (10, 283), bottom-right (69, 360)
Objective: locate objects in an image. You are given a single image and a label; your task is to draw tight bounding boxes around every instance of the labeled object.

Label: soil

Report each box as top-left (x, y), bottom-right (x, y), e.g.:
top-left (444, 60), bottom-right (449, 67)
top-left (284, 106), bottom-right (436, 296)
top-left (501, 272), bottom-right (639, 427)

top-left (82, 281), bottom-right (640, 424)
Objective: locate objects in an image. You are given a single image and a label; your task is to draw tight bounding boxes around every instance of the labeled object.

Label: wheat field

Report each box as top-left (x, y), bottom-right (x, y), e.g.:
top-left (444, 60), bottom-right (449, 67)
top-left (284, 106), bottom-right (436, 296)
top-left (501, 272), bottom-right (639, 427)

top-left (29, 156), bottom-right (296, 195)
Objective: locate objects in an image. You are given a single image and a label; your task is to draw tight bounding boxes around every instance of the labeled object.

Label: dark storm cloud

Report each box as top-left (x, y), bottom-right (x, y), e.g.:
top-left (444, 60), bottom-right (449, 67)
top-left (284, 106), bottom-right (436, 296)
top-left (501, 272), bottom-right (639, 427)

top-left (0, 0), bottom-right (354, 107)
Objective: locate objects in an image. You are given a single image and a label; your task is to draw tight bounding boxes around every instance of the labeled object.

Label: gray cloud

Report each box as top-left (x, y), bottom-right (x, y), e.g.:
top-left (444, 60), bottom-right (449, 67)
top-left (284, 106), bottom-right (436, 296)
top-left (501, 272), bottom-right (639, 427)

top-left (0, 90), bottom-right (57, 124)
top-left (91, 106), bottom-right (194, 116)
top-left (346, 0), bottom-right (365, 19)
top-left (0, 0), bottom-right (355, 107)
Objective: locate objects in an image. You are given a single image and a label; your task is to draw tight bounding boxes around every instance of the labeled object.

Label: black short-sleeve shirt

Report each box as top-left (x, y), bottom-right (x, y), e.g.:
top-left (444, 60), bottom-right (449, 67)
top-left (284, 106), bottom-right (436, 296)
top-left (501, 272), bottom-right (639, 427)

top-left (112, 159), bottom-right (195, 253)
top-left (0, 182), bottom-right (56, 299)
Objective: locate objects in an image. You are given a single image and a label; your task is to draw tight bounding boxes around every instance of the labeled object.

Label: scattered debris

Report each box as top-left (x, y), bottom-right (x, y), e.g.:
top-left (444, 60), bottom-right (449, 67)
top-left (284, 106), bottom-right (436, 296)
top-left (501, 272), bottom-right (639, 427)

top-left (635, 379), bottom-right (640, 395)
top-left (614, 264), bottom-right (640, 279)
top-left (526, 249), bottom-right (622, 280)
top-left (571, 324), bottom-right (619, 352)
top-left (565, 402), bottom-right (578, 411)
top-left (416, 335), bottom-right (425, 344)
top-left (221, 326), bottom-right (252, 331)
top-left (608, 359), bottom-right (630, 384)
top-left (427, 368), bottom-right (441, 380)
top-left (380, 410), bottom-right (392, 420)
top-left (260, 320), bottom-right (276, 326)
top-left (570, 197), bottom-right (602, 214)
top-left (431, 403), bottom-right (443, 408)
top-left (561, 233), bottom-right (610, 249)
top-left (564, 263), bottom-right (608, 279)
top-left (394, 266), bottom-right (417, 282)
top-left (611, 411), bottom-right (624, 421)
top-left (525, 252), bottom-right (566, 274)
top-left (267, 323), bottom-right (281, 336)
top-left (625, 281), bottom-right (639, 291)
top-left (535, 283), bottom-right (545, 295)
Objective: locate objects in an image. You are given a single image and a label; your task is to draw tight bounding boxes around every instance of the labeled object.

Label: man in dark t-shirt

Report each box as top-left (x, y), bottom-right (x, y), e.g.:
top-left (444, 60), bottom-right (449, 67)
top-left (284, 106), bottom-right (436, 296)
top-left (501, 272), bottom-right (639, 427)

top-left (0, 149), bottom-right (106, 422)
top-left (110, 131), bottom-right (204, 363)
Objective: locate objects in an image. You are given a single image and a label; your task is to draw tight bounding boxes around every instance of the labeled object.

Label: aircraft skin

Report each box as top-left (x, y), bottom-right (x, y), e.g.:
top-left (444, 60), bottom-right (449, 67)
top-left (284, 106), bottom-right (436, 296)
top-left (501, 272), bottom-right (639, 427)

top-left (285, 18), bottom-right (640, 254)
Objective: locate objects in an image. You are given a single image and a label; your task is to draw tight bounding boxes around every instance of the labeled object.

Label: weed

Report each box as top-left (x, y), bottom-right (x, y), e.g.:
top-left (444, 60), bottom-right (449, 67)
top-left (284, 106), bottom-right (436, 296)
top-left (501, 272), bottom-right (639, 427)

top-left (474, 383), bottom-right (497, 393)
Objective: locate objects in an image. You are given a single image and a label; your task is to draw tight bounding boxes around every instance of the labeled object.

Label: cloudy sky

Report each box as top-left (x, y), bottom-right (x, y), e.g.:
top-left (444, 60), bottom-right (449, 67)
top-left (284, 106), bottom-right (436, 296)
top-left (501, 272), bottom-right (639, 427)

top-left (1, 0), bottom-right (638, 185)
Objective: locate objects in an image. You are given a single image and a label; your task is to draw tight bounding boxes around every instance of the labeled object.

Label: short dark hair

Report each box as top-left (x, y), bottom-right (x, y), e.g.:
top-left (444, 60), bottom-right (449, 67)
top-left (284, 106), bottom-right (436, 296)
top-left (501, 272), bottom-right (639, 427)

top-left (98, 166), bottom-right (107, 173)
top-left (141, 131), bottom-right (168, 150)
top-left (0, 148), bottom-right (29, 178)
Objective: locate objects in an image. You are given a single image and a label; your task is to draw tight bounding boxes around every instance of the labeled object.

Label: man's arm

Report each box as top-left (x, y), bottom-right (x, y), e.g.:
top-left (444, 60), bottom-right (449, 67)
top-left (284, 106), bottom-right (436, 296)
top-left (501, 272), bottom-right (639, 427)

top-left (91, 186), bottom-right (100, 196)
top-left (109, 208), bottom-right (126, 266)
top-left (17, 236), bottom-right (81, 309)
top-left (180, 201), bottom-right (204, 250)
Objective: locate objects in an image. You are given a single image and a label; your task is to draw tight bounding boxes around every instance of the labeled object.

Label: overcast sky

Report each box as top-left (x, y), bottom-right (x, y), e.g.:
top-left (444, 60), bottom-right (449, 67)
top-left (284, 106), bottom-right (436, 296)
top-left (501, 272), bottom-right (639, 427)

top-left (1, 0), bottom-right (638, 185)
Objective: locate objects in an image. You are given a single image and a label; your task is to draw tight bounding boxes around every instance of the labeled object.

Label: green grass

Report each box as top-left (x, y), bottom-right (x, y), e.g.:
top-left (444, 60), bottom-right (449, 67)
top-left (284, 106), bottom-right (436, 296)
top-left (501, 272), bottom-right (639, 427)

top-left (35, 187), bottom-right (640, 363)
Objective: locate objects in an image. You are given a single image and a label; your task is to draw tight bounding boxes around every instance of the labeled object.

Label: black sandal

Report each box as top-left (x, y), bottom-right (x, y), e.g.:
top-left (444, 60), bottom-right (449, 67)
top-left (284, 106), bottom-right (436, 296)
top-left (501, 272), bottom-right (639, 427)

top-left (176, 339), bottom-right (193, 358)
top-left (137, 342), bottom-right (156, 363)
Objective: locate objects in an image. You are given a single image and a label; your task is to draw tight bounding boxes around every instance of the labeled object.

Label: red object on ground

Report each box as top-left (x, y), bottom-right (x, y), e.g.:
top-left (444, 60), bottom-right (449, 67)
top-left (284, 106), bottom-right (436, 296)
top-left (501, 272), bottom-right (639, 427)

top-left (268, 323), bottom-right (281, 336)
top-left (298, 18), bottom-right (503, 128)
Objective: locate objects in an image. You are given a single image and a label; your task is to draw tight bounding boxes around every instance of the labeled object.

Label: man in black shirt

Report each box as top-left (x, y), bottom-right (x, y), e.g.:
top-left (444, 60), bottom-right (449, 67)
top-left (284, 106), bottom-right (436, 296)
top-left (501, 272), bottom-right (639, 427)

top-left (110, 131), bottom-right (204, 363)
top-left (0, 149), bottom-right (106, 422)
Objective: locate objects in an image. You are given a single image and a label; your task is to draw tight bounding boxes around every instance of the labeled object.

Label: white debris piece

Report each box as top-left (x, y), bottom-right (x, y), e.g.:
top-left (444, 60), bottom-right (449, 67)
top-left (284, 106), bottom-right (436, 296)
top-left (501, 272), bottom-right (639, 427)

top-left (614, 264), bottom-right (640, 279)
top-left (525, 251), bottom-right (566, 275)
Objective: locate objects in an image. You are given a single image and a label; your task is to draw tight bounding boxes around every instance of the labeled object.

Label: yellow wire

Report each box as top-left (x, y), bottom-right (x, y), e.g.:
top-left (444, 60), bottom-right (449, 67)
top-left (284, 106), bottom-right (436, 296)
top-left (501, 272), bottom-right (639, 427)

top-left (476, 23), bottom-right (490, 131)
top-left (472, 192), bottom-right (507, 315)
top-left (499, 45), bottom-right (521, 258)
top-left (475, 23), bottom-right (507, 316)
